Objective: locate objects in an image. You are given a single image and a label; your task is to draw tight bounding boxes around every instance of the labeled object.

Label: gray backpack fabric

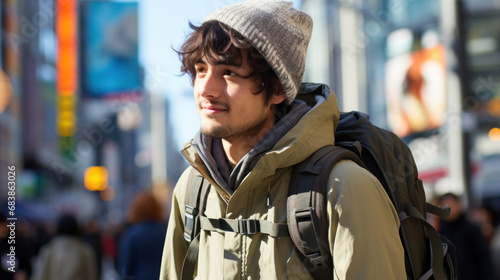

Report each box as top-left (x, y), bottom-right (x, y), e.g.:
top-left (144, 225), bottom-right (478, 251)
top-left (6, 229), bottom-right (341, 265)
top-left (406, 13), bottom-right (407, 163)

top-left (181, 83), bottom-right (456, 280)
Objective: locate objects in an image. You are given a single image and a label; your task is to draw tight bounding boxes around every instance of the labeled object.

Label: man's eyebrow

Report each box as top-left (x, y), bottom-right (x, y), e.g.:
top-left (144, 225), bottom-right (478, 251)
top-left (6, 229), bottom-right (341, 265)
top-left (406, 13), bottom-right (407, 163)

top-left (195, 59), bottom-right (240, 68)
top-left (215, 61), bottom-right (240, 67)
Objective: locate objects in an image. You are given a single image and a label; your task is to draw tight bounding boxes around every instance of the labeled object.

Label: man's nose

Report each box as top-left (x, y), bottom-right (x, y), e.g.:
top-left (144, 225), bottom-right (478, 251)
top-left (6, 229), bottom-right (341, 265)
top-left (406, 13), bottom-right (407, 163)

top-left (197, 70), bottom-right (222, 99)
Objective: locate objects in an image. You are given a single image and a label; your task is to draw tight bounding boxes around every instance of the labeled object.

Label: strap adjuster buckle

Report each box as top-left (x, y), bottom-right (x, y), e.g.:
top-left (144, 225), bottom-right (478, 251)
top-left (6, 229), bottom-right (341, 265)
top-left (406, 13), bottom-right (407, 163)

top-left (238, 219), bottom-right (259, 235)
top-left (307, 252), bottom-right (330, 268)
top-left (184, 205), bottom-right (199, 242)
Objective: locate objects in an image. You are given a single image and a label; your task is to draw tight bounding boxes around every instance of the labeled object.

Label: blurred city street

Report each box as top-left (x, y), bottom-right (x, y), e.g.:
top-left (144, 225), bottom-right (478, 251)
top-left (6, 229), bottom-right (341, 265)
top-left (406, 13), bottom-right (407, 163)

top-left (0, 0), bottom-right (499, 279)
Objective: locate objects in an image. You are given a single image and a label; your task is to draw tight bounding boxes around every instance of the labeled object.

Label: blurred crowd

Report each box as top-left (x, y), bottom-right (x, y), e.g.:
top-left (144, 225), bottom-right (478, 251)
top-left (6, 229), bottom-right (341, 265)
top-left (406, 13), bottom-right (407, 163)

top-left (436, 193), bottom-right (499, 280)
top-left (0, 191), bottom-right (167, 280)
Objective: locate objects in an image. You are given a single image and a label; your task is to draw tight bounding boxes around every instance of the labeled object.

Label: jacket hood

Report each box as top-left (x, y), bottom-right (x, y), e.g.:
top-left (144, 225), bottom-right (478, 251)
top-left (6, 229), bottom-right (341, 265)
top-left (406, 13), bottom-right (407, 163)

top-left (256, 83), bottom-right (339, 174)
top-left (181, 83), bottom-right (339, 198)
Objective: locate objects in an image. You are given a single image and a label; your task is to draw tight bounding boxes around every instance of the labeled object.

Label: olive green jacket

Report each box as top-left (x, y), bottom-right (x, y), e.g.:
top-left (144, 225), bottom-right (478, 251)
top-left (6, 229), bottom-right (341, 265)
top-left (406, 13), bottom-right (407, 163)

top-left (160, 85), bottom-right (405, 279)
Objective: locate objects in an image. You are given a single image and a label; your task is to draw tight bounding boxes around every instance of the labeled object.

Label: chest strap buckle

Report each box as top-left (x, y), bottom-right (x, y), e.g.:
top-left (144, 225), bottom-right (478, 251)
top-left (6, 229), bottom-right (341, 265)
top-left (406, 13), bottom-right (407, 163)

top-left (238, 219), bottom-right (259, 235)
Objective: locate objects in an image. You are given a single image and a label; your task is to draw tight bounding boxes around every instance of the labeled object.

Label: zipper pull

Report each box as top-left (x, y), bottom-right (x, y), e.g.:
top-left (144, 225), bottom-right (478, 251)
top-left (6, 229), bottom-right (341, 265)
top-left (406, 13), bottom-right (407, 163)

top-left (266, 180), bottom-right (271, 208)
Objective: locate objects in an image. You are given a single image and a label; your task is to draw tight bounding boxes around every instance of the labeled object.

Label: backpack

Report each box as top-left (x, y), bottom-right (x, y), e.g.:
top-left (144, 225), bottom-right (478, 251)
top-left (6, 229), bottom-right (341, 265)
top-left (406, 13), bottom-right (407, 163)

top-left (288, 111), bottom-right (457, 280)
top-left (181, 83), bottom-right (457, 280)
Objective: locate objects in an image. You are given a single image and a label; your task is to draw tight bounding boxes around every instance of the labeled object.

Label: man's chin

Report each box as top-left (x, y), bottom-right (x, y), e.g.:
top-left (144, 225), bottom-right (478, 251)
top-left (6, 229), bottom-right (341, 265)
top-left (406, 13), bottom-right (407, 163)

top-left (201, 126), bottom-right (230, 139)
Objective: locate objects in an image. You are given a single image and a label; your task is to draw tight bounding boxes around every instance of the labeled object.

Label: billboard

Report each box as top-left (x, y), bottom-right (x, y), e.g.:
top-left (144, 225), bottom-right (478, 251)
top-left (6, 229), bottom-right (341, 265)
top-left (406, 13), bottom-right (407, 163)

top-left (385, 28), bottom-right (447, 138)
top-left (81, 1), bottom-right (141, 98)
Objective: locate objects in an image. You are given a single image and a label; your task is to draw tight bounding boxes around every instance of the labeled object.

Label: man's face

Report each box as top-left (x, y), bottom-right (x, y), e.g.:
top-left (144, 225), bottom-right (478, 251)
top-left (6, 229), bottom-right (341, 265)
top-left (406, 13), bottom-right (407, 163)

top-left (194, 50), bottom-right (285, 141)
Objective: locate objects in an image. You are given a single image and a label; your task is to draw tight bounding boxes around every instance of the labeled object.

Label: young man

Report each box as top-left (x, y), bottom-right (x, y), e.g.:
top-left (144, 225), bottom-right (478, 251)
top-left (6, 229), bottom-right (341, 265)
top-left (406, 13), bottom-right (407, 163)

top-left (160, 1), bottom-right (405, 279)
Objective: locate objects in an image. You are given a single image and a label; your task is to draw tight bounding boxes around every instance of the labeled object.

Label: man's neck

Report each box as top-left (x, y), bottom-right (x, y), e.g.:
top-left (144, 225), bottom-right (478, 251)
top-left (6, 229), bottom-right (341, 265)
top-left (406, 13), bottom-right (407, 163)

top-left (221, 137), bottom-right (260, 168)
top-left (221, 114), bottom-right (277, 167)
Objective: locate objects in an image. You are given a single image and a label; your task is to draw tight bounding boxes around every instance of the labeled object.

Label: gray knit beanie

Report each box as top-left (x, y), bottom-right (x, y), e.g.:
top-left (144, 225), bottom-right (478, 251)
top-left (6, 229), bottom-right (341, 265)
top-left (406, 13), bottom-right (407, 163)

top-left (205, 0), bottom-right (313, 104)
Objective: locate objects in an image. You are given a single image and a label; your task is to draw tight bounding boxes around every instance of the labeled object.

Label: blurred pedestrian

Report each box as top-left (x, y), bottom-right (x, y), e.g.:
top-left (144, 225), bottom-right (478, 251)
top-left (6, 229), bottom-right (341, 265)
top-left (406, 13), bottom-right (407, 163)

top-left (32, 222), bottom-right (50, 257)
top-left (82, 219), bottom-right (103, 278)
top-left (439, 193), bottom-right (493, 280)
top-left (118, 191), bottom-right (166, 280)
top-left (101, 225), bottom-right (119, 273)
top-left (31, 214), bottom-right (98, 280)
top-left (471, 206), bottom-right (500, 280)
top-left (470, 206), bottom-right (496, 245)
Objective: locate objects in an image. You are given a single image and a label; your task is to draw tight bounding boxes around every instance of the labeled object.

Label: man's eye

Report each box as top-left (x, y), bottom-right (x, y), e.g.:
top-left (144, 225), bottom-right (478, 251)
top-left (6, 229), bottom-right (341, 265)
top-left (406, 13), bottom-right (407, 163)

top-left (223, 70), bottom-right (237, 77)
top-left (196, 66), bottom-right (206, 74)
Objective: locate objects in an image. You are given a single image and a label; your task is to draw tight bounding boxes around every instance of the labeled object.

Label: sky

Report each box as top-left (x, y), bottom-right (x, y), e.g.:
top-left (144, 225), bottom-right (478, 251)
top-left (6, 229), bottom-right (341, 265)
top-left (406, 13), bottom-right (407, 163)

top-left (138, 0), bottom-right (301, 149)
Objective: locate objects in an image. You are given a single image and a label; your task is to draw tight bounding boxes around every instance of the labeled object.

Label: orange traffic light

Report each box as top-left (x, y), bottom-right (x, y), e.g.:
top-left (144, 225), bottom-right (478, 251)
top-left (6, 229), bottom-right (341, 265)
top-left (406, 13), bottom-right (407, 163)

top-left (84, 166), bottom-right (108, 191)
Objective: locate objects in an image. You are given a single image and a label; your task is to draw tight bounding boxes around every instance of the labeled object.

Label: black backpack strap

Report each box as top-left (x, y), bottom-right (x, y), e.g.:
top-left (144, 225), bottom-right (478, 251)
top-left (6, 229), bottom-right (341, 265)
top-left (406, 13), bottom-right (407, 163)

top-left (426, 203), bottom-right (451, 218)
top-left (181, 168), bottom-right (211, 280)
top-left (439, 234), bottom-right (458, 280)
top-left (182, 233), bottom-right (201, 280)
top-left (287, 145), bottom-right (365, 280)
top-left (400, 202), bottom-right (446, 280)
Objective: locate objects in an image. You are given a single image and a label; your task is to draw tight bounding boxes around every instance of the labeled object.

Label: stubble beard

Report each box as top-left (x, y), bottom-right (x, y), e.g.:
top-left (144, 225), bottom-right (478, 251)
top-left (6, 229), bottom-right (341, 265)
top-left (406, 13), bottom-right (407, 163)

top-left (201, 111), bottom-right (271, 142)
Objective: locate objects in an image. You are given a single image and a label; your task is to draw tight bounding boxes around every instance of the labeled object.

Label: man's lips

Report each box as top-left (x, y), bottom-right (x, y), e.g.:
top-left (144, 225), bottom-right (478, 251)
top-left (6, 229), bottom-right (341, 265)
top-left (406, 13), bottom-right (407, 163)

top-left (200, 104), bottom-right (228, 115)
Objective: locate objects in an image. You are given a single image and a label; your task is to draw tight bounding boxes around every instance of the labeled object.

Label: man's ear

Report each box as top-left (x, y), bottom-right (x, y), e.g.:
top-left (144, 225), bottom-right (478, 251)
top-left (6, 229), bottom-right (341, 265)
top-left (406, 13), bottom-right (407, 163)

top-left (271, 78), bottom-right (286, 105)
top-left (271, 93), bottom-right (286, 105)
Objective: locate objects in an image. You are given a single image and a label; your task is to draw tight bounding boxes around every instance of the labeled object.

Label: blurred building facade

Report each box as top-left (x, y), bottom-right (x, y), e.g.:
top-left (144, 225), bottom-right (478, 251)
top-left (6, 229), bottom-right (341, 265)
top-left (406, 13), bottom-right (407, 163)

top-left (0, 0), bottom-right (184, 226)
top-left (302, 0), bottom-right (500, 209)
